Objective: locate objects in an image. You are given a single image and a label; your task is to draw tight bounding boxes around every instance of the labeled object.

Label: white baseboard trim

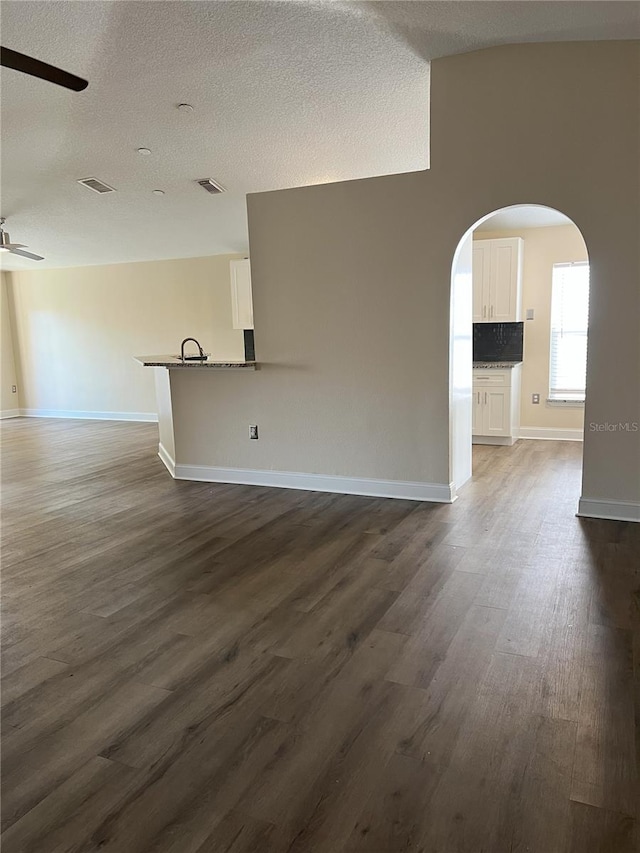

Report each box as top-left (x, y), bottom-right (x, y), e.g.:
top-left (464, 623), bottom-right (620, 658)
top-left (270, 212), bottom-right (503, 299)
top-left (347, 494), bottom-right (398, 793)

top-left (577, 498), bottom-right (640, 523)
top-left (472, 435), bottom-right (516, 446)
top-left (20, 408), bottom-right (158, 423)
top-left (170, 462), bottom-right (455, 503)
top-left (519, 426), bottom-right (583, 441)
top-left (0, 409), bottom-right (21, 419)
top-left (158, 443), bottom-right (176, 477)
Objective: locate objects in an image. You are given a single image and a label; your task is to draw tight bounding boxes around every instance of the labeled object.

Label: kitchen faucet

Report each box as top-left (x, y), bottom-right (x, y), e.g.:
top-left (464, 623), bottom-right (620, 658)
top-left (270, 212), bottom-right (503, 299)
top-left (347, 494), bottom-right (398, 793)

top-left (180, 338), bottom-right (207, 361)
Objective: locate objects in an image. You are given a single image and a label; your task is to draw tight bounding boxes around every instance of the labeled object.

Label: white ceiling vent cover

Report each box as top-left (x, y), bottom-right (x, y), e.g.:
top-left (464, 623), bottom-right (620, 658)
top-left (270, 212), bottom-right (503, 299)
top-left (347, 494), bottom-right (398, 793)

top-left (196, 178), bottom-right (225, 195)
top-left (77, 177), bottom-right (116, 194)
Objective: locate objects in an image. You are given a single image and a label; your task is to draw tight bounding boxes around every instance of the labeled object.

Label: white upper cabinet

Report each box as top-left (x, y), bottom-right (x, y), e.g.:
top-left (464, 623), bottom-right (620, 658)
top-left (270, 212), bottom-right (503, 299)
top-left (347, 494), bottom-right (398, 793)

top-left (473, 237), bottom-right (523, 323)
top-left (472, 242), bottom-right (491, 322)
top-left (230, 258), bottom-right (254, 330)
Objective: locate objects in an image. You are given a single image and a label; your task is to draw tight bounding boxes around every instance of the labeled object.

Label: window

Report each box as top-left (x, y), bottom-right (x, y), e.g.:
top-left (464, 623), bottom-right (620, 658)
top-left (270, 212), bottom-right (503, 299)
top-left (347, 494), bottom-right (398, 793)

top-left (549, 262), bottom-right (589, 402)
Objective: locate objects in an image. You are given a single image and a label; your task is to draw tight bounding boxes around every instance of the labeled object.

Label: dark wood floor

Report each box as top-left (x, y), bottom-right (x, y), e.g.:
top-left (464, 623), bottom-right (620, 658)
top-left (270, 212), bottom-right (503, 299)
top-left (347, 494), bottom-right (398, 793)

top-left (1, 419), bottom-right (638, 852)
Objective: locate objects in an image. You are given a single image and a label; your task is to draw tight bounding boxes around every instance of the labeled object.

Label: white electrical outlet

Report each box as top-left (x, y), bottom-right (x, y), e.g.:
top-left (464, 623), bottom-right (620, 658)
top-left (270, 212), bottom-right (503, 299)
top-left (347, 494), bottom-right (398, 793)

top-left (249, 425), bottom-right (259, 440)
top-left (532, 394), bottom-right (540, 404)
top-left (11, 385), bottom-right (17, 394)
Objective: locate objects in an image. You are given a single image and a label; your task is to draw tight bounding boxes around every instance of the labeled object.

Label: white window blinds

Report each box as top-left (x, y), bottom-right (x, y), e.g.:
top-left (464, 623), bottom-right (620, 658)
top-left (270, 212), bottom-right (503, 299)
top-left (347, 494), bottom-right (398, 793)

top-left (549, 262), bottom-right (590, 401)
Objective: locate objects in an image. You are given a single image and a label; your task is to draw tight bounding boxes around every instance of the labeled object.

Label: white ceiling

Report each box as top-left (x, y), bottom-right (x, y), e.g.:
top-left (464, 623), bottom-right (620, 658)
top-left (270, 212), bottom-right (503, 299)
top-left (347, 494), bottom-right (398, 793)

top-left (1, 1), bottom-right (638, 270)
top-left (475, 205), bottom-right (574, 232)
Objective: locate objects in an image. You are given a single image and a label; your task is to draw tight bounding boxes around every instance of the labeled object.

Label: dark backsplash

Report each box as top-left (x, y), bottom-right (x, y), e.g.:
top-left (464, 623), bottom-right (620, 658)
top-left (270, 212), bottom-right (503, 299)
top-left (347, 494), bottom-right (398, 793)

top-left (243, 329), bottom-right (255, 362)
top-left (473, 322), bottom-right (524, 362)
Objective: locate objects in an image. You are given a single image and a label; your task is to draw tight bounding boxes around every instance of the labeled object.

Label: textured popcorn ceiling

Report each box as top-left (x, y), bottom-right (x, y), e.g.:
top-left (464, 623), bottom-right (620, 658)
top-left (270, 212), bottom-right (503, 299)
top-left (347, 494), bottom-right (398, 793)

top-left (1, 1), bottom-right (637, 270)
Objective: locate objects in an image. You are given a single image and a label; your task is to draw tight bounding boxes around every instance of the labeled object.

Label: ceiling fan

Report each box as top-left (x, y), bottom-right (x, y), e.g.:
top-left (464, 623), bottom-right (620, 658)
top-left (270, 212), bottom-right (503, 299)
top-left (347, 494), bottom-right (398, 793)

top-left (0, 219), bottom-right (44, 261)
top-left (1, 46), bottom-right (88, 91)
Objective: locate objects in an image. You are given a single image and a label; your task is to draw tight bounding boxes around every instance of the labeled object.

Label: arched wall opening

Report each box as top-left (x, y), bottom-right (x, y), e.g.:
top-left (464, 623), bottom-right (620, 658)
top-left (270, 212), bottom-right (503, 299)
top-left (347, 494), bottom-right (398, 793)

top-left (449, 204), bottom-right (590, 506)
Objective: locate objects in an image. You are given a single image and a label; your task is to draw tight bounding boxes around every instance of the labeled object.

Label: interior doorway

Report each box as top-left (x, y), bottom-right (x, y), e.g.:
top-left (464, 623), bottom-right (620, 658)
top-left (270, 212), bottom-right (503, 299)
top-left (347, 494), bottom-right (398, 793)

top-left (449, 204), bottom-right (590, 502)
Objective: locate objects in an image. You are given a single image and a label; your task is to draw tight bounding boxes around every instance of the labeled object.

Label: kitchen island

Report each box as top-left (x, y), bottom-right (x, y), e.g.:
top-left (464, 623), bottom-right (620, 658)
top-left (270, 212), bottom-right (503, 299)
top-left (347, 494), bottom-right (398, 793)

top-left (135, 354), bottom-right (258, 479)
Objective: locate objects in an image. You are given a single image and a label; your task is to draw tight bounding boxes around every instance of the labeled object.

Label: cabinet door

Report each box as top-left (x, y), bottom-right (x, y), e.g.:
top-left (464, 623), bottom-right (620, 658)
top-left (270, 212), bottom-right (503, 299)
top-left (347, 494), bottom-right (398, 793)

top-left (472, 242), bottom-right (491, 322)
top-left (472, 389), bottom-right (483, 435)
top-left (230, 259), bottom-right (254, 329)
top-left (482, 388), bottom-right (511, 435)
top-left (489, 239), bottom-right (520, 322)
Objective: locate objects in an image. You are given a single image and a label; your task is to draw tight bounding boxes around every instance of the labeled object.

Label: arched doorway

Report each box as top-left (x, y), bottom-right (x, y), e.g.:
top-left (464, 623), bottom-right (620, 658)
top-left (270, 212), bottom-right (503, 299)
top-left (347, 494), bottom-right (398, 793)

top-left (450, 204), bottom-right (590, 504)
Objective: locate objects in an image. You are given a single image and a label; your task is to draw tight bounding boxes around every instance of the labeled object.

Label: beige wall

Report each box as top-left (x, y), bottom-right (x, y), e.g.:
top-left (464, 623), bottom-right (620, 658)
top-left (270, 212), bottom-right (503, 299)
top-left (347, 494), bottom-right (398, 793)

top-left (7, 254), bottom-right (245, 417)
top-left (1, 272), bottom-right (21, 415)
top-left (475, 224), bottom-right (588, 432)
top-left (169, 42), bottom-right (639, 511)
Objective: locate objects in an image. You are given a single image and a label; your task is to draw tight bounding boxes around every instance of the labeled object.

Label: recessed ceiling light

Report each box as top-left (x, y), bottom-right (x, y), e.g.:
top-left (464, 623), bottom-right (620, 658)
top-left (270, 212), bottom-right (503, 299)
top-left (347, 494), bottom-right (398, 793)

top-left (152, 190), bottom-right (165, 196)
top-left (137, 147), bottom-right (152, 155)
top-left (177, 103), bottom-right (194, 113)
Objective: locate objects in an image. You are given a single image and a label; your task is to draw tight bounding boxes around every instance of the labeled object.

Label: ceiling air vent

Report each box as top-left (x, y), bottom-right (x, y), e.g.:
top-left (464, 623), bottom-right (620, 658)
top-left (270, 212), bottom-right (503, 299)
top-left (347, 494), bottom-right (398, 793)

top-left (77, 177), bottom-right (116, 194)
top-left (196, 178), bottom-right (225, 195)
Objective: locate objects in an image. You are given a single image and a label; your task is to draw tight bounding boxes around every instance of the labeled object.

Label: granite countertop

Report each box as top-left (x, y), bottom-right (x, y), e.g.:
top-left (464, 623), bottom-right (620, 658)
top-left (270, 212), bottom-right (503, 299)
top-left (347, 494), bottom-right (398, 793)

top-left (134, 355), bottom-right (256, 370)
top-left (473, 361), bottom-right (522, 369)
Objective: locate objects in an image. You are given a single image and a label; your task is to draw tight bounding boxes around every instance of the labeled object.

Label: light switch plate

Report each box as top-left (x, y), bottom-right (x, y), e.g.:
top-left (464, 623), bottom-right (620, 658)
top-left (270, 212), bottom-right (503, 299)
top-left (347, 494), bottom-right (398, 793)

top-left (526, 308), bottom-right (535, 320)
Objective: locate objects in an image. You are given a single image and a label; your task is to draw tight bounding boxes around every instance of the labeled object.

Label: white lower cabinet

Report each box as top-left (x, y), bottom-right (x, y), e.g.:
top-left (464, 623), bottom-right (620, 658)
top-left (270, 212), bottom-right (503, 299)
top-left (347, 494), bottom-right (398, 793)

top-left (472, 367), bottom-right (521, 445)
top-left (472, 388), bottom-right (483, 435)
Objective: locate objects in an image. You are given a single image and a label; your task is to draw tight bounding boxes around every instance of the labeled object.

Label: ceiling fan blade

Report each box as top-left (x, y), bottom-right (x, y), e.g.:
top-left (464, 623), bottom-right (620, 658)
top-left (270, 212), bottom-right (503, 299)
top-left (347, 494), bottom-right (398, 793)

top-left (9, 248), bottom-right (44, 261)
top-left (1, 47), bottom-right (88, 92)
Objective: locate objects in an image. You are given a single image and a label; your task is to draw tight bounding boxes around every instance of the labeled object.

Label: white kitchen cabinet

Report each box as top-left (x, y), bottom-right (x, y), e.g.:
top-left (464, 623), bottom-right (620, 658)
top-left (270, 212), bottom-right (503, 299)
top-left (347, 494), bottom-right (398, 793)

top-left (484, 387), bottom-right (510, 434)
top-left (473, 238), bottom-right (523, 323)
top-left (472, 241), bottom-right (491, 322)
top-left (472, 366), bottom-right (521, 445)
top-left (230, 258), bottom-right (254, 330)
top-left (472, 388), bottom-right (483, 434)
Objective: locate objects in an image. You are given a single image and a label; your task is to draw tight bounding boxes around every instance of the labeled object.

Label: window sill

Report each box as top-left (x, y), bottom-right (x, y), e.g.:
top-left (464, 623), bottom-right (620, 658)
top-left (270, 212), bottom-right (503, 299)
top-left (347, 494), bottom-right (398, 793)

top-left (547, 398), bottom-right (585, 408)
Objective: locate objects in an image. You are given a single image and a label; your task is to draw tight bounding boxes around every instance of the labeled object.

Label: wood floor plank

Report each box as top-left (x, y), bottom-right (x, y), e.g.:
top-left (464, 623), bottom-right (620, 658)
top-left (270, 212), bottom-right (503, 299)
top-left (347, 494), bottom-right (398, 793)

top-left (239, 629), bottom-right (409, 831)
top-left (1, 678), bottom-right (172, 831)
top-left (415, 652), bottom-right (544, 851)
top-left (277, 682), bottom-right (416, 853)
top-left (571, 622), bottom-right (638, 816)
top-left (502, 715), bottom-right (577, 853)
top-left (495, 559), bottom-right (563, 658)
top-left (100, 648), bottom-right (288, 770)
top-left (192, 811), bottom-right (281, 853)
top-left (0, 655), bottom-right (69, 708)
top-left (343, 750), bottom-right (432, 852)
top-left (539, 562), bottom-right (593, 722)
top-left (383, 569), bottom-right (483, 688)
top-left (0, 755), bottom-right (128, 853)
top-left (567, 801), bottom-right (638, 853)
top-left (394, 604), bottom-right (508, 763)
top-left (376, 541), bottom-right (468, 636)
top-left (89, 716), bottom-right (290, 853)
